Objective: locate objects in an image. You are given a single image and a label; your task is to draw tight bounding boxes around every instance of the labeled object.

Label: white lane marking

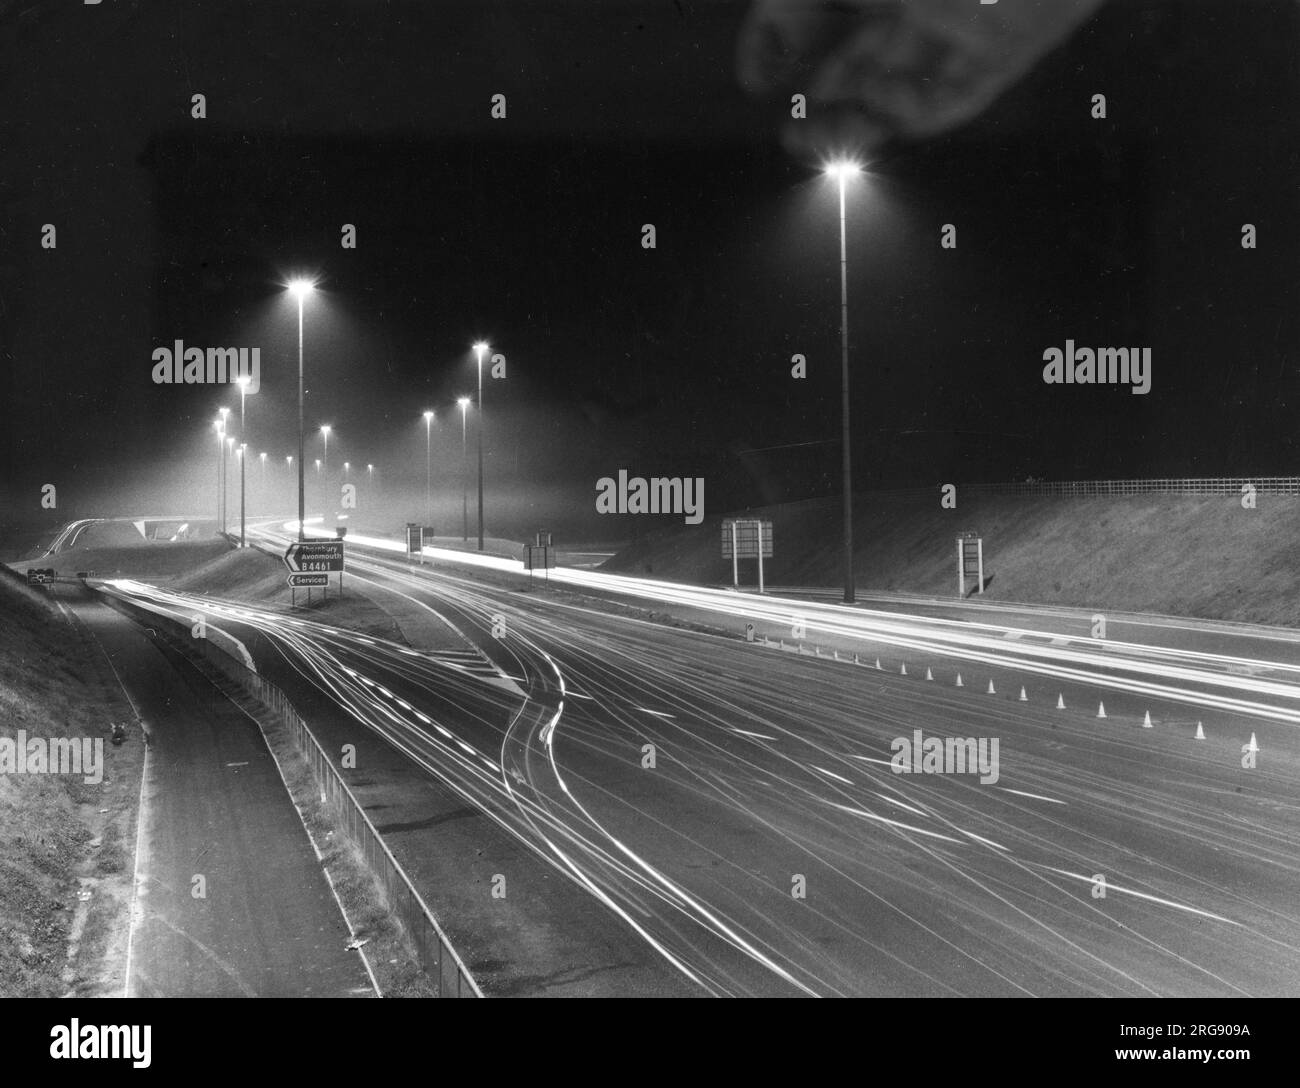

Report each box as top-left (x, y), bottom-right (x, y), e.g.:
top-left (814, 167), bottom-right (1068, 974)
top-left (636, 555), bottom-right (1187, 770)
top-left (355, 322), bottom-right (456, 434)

top-left (811, 765), bottom-right (853, 785)
top-left (849, 755), bottom-right (894, 767)
top-left (874, 793), bottom-right (929, 818)
top-left (730, 728), bottom-right (777, 740)
top-left (567, 691), bottom-right (594, 700)
top-left (1039, 867), bottom-right (1241, 925)
top-left (636, 707), bottom-right (676, 718)
top-left (225, 761), bottom-right (250, 768)
top-left (998, 787), bottom-right (1067, 805)
top-left (959, 829), bottom-right (1010, 852)
top-left (828, 802), bottom-right (962, 844)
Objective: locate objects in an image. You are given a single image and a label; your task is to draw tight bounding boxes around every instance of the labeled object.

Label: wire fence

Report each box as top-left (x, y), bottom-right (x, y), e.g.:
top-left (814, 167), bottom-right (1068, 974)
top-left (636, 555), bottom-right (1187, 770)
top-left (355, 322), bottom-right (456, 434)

top-left (103, 590), bottom-right (483, 998)
top-left (958, 477), bottom-right (1300, 497)
top-left (734, 477), bottom-right (1300, 514)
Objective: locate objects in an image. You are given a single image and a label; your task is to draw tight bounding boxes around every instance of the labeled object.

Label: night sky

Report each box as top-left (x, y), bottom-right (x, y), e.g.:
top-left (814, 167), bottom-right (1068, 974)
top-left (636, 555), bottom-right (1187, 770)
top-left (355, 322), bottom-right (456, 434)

top-left (2, 0), bottom-right (1298, 541)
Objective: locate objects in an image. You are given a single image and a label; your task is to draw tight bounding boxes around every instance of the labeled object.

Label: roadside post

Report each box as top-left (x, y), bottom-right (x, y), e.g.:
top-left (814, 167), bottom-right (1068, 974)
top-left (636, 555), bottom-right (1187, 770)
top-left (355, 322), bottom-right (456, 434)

top-left (721, 519), bottom-right (773, 594)
top-left (285, 539), bottom-right (346, 606)
top-left (957, 531), bottom-right (984, 597)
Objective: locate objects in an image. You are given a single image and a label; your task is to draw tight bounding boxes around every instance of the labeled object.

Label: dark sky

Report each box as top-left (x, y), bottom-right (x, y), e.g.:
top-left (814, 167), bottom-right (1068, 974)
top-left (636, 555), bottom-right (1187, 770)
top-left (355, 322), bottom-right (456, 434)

top-left (2, 0), bottom-right (1298, 539)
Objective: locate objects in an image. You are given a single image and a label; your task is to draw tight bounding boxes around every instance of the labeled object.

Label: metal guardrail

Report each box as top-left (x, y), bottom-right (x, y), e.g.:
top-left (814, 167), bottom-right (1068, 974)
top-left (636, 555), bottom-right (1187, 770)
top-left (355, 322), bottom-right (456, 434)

top-left (102, 590), bottom-right (484, 998)
top-left (229, 664), bottom-right (483, 998)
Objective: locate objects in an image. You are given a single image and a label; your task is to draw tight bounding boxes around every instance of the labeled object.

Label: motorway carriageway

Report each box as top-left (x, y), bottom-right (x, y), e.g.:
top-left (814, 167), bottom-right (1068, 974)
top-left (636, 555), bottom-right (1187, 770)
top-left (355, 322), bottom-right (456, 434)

top-left (94, 524), bottom-right (1300, 996)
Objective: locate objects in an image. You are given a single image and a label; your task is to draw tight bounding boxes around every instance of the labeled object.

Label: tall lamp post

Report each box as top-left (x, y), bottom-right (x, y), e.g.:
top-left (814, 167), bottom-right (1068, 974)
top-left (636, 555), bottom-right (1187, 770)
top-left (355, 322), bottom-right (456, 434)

top-left (320, 424), bottom-right (331, 520)
top-left (423, 410), bottom-right (434, 528)
top-left (287, 280), bottom-right (315, 542)
top-left (457, 396), bottom-right (470, 542)
top-left (218, 407), bottom-right (230, 533)
top-left (213, 418), bottom-right (225, 534)
top-left (225, 435), bottom-right (235, 534)
top-left (473, 341), bottom-right (488, 550)
top-left (237, 375), bottom-right (250, 547)
top-left (826, 162), bottom-right (861, 604)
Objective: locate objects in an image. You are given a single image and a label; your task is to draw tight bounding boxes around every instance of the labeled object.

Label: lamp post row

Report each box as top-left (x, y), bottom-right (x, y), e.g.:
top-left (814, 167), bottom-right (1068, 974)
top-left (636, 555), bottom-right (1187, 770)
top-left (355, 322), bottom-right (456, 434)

top-left (213, 278), bottom-right (490, 553)
top-left (217, 164), bottom-right (858, 570)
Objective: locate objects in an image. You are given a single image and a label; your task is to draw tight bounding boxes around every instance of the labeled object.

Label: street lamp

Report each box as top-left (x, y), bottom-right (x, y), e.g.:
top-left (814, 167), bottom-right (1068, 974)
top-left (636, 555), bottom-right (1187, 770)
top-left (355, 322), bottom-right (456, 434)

top-left (320, 424), bottom-right (331, 517)
top-left (422, 410), bottom-right (434, 529)
top-left (218, 407), bottom-right (230, 533)
top-left (824, 160), bottom-right (862, 603)
top-left (236, 374), bottom-right (250, 547)
top-left (212, 418), bottom-right (225, 534)
top-left (225, 435), bottom-right (236, 536)
top-left (473, 341), bottom-right (488, 550)
top-left (286, 278), bottom-right (316, 541)
top-left (457, 395), bottom-right (471, 542)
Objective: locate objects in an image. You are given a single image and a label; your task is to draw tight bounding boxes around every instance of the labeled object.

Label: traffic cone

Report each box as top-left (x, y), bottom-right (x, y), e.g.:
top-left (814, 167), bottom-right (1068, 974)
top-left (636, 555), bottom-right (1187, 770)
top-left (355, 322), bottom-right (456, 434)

top-left (1018, 686), bottom-right (1027, 702)
top-left (925, 667), bottom-right (933, 681)
top-left (1097, 701), bottom-right (1107, 719)
top-left (900, 663), bottom-right (907, 676)
top-left (1142, 710), bottom-right (1153, 728)
top-left (955, 673), bottom-right (964, 687)
top-left (986, 679), bottom-right (996, 695)
top-left (875, 658), bottom-right (882, 670)
top-left (1194, 722), bottom-right (1205, 740)
top-left (1056, 694), bottom-right (1066, 709)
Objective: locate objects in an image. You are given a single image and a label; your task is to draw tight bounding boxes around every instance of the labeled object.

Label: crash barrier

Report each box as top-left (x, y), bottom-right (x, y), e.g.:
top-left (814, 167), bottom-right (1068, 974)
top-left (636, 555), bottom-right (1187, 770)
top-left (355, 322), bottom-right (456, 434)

top-left (99, 589), bottom-right (484, 998)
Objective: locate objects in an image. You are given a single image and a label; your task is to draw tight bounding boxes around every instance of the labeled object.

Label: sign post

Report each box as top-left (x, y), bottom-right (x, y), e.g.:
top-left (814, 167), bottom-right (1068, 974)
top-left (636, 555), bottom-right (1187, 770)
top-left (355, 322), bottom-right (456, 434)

top-left (721, 519), bottom-right (773, 593)
top-left (406, 524), bottom-right (423, 565)
top-left (284, 540), bottom-right (346, 604)
top-left (523, 531), bottom-right (556, 589)
top-left (957, 532), bottom-right (983, 597)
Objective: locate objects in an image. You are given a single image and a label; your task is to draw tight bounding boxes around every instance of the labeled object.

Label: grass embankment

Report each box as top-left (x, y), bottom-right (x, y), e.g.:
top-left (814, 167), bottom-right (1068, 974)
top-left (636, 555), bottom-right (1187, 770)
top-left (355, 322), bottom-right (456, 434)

top-left (603, 493), bottom-right (1300, 627)
top-left (0, 576), bottom-right (140, 996)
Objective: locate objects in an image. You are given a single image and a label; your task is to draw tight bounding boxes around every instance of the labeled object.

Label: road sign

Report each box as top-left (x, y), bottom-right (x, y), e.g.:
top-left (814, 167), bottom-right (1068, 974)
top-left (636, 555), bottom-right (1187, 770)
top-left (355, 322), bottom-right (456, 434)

top-left (524, 544), bottom-right (556, 570)
top-left (957, 532), bottom-right (984, 597)
top-left (287, 573), bottom-right (329, 588)
top-left (284, 540), bottom-right (345, 572)
top-left (721, 519), bottom-right (773, 593)
top-left (26, 568), bottom-right (55, 586)
top-left (720, 519), bottom-right (773, 559)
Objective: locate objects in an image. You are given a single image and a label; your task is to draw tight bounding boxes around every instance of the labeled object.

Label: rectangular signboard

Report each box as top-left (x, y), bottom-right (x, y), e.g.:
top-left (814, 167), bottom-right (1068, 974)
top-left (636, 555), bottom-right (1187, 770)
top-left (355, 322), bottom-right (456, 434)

top-left (524, 544), bottom-right (556, 570)
top-left (406, 525), bottom-right (423, 555)
top-left (284, 541), bottom-right (345, 572)
top-left (287, 573), bottom-right (330, 587)
top-left (721, 519), bottom-right (773, 559)
top-left (26, 568), bottom-right (55, 586)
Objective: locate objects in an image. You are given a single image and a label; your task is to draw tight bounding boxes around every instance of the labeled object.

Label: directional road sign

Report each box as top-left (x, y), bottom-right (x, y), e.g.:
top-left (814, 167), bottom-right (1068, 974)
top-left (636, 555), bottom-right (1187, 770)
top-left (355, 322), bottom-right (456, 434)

top-left (287, 573), bottom-right (330, 588)
top-left (284, 540), bottom-right (345, 572)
